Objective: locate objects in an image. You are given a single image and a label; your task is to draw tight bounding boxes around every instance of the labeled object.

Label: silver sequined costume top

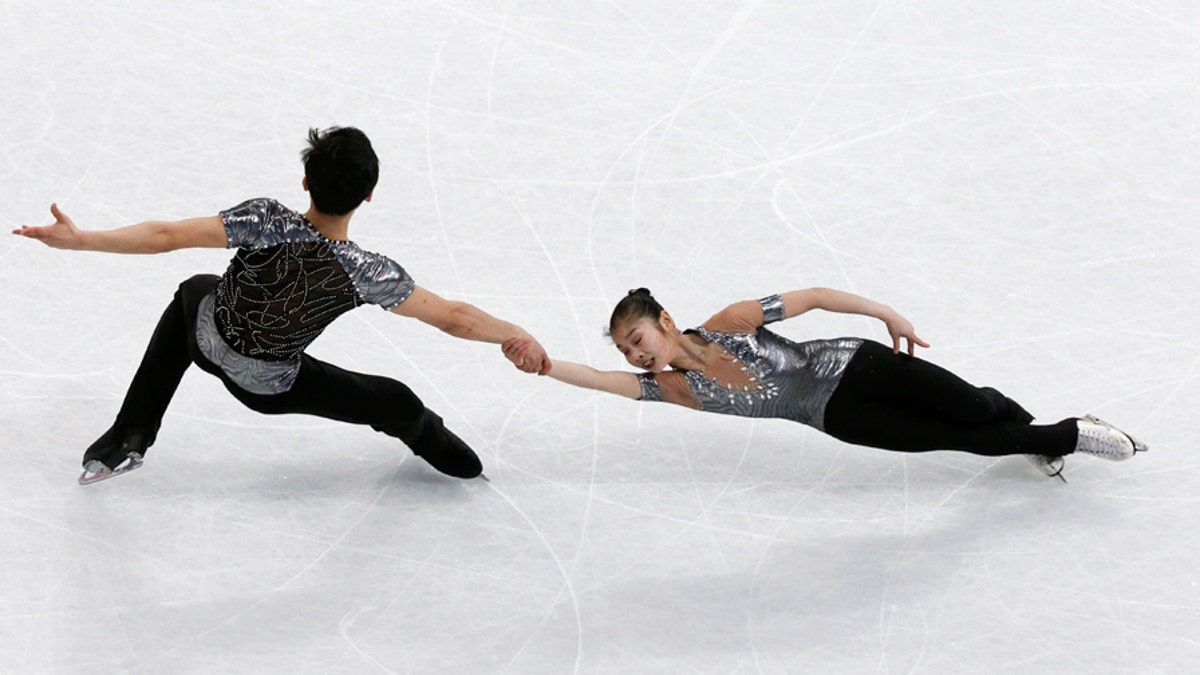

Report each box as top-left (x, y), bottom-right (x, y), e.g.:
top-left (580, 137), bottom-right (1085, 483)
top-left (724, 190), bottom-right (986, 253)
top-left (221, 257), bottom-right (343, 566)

top-left (637, 295), bottom-right (863, 431)
top-left (195, 198), bottom-right (415, 395)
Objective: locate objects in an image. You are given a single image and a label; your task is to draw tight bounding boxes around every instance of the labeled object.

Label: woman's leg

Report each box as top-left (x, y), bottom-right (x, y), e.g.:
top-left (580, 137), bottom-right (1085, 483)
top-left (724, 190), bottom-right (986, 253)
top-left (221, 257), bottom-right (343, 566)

top-left (825, 398), bottom-right (1077, 456)
top-left (824, 341), bottom-right (1077, 457)
top-left (838, 341), bottom-right (1035, 426)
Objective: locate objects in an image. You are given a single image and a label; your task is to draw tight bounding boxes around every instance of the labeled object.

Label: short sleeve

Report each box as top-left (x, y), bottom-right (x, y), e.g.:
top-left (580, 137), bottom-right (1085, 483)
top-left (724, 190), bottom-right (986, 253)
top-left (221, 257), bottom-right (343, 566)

top-left (759, 294), bottom-right (785, 324)
top-left (343, 250), bottom-right (415, 310)
top-left (220, 198), bottom-right (277, 248)
top-left (636, 371), bottom-right (702, 409)
top-left (637, 373), bottom-right (662, 402)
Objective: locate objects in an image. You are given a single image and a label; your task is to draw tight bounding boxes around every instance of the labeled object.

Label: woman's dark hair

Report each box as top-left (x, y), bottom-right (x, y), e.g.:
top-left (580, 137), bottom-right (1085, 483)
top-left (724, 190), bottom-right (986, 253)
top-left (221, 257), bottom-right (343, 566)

top-left (607, 288), bottom-right (665, 338)
top-left (302, 127), bottom-right (380, 216)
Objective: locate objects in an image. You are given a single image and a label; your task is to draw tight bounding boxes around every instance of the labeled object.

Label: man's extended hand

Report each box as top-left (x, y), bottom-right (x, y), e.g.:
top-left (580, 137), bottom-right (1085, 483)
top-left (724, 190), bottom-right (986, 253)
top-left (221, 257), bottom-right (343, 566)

top-left (503, 337), bottom-right (551, 376)
top-left (12, 203), bottom-right (85, 250)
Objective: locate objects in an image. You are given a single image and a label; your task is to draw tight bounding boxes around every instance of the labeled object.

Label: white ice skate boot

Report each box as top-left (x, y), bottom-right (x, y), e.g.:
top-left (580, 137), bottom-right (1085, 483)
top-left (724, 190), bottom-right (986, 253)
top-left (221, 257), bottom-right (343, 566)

top-left (1083, 415), bottom-right (1148, 454)
top-left (1074, 417), bottom-right (1135, 461)
top-left (1025, 455), bottom-right (1066, 482)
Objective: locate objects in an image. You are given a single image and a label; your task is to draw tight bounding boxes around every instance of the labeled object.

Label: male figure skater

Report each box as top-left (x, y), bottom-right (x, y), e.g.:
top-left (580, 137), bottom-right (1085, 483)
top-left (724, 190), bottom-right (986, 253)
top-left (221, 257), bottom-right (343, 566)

top-left (14, 127), bottom-right (549, 484)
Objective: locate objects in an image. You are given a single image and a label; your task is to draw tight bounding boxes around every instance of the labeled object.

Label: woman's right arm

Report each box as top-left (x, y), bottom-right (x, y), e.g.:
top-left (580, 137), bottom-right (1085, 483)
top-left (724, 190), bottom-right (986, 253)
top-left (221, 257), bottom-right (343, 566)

top-left (545, 360), bottom-right (643, 399)
top-left (502, 338), bottom-right (641, 399)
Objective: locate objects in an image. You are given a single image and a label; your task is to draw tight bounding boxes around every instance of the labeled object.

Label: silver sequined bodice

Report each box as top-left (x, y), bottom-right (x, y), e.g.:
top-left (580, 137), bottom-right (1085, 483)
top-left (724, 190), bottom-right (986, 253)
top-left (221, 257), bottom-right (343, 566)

top-left (638, 296), bottom-right (862, 431)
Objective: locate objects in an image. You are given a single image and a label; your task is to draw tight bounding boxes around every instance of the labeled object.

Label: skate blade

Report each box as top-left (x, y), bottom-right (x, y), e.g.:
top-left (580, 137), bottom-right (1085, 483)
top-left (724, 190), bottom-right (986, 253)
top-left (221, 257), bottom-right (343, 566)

top-left (1083, 415), bottom-right (1148, 454)
top-left (78, 457), bottom-right (143, 485)
top-left (1025, 455), bottom-right (1067, 483)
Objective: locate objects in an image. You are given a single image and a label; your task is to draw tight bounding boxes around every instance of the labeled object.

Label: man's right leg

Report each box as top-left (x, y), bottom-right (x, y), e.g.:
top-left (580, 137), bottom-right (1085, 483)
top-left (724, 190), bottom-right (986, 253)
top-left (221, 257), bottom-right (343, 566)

top-left (225, 355), bottom-right (483, 479)
top-left (84, 275), bottom-right (219, 469)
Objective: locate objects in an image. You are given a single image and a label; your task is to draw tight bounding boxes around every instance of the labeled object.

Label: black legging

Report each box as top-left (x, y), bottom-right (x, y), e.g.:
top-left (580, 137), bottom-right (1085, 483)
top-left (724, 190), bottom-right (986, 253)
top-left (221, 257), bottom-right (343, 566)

top-left (85, 274), bottom-right (450, 466)
top-left (823, 341), bottom-right (1077, 457)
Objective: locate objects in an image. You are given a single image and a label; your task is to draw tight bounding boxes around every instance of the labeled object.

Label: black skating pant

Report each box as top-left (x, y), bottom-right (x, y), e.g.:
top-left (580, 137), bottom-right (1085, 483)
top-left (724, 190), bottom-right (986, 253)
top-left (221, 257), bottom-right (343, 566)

top-left (85, 274), bottom-right (472, 473)
top-left (823, 341), bottom-right (1078, 457)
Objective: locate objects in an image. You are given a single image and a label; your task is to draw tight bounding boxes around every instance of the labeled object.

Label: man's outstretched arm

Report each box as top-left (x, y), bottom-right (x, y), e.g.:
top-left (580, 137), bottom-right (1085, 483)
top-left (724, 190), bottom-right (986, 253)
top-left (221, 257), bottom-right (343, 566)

top-left (391, 286), bottom-right (550, 375)
top-left (13, 203), bottom-right (227, 253)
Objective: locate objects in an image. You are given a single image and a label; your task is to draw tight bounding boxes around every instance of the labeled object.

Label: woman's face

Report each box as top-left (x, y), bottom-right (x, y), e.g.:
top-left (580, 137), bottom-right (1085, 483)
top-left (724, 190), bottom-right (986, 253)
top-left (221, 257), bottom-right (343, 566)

top-left (612, 315), bottom-right (672, 371)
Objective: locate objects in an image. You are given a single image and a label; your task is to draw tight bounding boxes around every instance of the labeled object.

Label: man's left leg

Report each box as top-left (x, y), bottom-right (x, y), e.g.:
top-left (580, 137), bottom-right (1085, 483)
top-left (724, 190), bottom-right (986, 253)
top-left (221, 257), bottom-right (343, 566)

top-left (225, 355), bottom-right (483, 479)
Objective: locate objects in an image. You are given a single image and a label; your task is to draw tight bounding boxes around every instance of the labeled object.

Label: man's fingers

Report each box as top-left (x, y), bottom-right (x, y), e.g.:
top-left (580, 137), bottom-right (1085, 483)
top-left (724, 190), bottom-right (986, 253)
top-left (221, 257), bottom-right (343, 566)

top-left (503, 338), bottom-right (548, 375)
top-left (502, 337), bottom-right (528, 359)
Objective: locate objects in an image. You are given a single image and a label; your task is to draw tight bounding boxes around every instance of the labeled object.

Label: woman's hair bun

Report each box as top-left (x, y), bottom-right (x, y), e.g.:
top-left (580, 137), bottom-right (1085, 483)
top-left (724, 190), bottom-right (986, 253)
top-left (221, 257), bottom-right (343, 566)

top-left (609, 287), bottom-right (666, 339)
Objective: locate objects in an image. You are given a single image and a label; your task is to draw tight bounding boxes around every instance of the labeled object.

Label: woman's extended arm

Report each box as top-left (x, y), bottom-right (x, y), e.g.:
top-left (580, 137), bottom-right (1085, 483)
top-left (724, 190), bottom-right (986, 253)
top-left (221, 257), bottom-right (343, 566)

top-left (502, 338), bottom-right (641, 399)
top-left (780, 287), bottom-right (929, 355)
top-left (547, 360), bottom-right (642, 399)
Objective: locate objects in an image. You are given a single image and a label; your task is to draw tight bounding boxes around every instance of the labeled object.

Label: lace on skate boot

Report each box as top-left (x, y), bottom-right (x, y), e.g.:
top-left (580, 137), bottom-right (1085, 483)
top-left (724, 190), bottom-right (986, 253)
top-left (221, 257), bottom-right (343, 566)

top-left (1025, 455), bottom-right (1066, 482)
top-left (1083, 415), bottom-right (1148, 454)
top-left (1074, 418), bottom-right (1135, 461)
top-left (78, 452), bottom-right (144, 485)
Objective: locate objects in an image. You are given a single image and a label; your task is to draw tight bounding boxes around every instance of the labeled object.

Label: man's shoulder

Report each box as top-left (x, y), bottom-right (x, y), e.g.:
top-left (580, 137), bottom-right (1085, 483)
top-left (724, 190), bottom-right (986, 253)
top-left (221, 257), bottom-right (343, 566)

top-left (337, 242), bottom-right (405, 275)
top-left (331, 243), bottom-right (413, 309)
top-left (221, 197), bottom-right (305, 220)
top-left (222, 198), bottom-right (310, 248)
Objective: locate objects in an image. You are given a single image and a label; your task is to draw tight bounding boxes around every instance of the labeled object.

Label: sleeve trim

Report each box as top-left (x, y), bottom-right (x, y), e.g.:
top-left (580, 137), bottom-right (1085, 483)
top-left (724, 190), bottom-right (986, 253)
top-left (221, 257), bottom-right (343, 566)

top-left (759, 294), bottom-right (785, 324)
top-left (637, 372), bottom-right (662, 402)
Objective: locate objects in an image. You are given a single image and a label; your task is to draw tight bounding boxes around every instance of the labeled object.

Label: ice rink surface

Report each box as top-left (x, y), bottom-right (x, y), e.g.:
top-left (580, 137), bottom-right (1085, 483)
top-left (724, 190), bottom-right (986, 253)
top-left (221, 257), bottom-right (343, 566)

top-left (2, 1), bottom-right (1199, 672)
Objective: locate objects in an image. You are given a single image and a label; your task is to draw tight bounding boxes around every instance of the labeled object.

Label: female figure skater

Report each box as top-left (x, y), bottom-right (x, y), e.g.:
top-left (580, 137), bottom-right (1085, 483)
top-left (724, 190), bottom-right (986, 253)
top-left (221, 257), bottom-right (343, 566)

top-left (504, 288), bottom-right (1145, 479)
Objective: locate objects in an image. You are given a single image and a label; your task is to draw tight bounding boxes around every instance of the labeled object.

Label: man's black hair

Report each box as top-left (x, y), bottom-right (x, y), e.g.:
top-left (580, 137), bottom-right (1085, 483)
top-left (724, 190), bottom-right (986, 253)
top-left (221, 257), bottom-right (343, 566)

top-left (301, 127), bottom-right (379, 216)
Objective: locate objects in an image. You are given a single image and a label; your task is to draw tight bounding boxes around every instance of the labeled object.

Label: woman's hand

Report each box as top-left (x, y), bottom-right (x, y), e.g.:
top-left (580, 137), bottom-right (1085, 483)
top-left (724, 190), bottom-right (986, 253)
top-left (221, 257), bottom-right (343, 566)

top-left (883, 312), bottom-right (930, 356)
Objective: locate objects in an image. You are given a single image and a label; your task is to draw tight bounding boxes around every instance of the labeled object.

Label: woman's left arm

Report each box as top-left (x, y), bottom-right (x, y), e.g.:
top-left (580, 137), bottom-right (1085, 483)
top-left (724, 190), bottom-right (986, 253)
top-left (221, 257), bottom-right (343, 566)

top-left (779, 288), bottom-right (929, 355)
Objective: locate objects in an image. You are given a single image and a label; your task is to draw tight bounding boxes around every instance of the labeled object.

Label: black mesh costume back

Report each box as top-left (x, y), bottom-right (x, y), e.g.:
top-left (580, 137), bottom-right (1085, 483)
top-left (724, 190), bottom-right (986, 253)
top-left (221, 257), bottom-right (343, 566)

top-left (215, 240), bottom-right (363, 361)
top-left (197, 198), bottom-right (415, 396)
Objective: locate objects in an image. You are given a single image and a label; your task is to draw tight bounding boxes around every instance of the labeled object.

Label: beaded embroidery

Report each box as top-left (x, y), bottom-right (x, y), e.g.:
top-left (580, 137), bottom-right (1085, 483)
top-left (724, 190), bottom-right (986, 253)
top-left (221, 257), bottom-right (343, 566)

top-left (194, 198), bottom-right (415, 394)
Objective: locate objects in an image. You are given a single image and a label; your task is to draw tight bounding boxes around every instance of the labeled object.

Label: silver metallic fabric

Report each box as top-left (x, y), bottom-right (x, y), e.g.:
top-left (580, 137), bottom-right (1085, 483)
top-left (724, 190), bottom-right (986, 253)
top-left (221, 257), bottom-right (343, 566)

top-left (759, 294), bottom-right (786, 324)
top-left (193, 198), bottom-right (416, 394)
top-left (195, 292), bottom-right (300, 395)
top-left (637, 296), bottom-right (862, 431)
top-left (221, 198), bottom-right (414, 312)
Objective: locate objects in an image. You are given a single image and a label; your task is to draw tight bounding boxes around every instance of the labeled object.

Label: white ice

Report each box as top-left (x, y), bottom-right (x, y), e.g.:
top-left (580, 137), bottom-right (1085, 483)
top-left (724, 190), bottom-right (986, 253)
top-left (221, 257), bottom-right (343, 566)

top-left (2, 1), bottom-right (1199, 672)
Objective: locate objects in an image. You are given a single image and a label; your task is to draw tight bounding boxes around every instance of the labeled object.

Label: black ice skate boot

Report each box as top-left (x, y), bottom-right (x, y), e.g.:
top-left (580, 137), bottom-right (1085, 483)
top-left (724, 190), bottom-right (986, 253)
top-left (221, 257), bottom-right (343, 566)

top-left (79, 429), bottom-right (149, 485)
top-left (409, 413), bottom-right (483, 479)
